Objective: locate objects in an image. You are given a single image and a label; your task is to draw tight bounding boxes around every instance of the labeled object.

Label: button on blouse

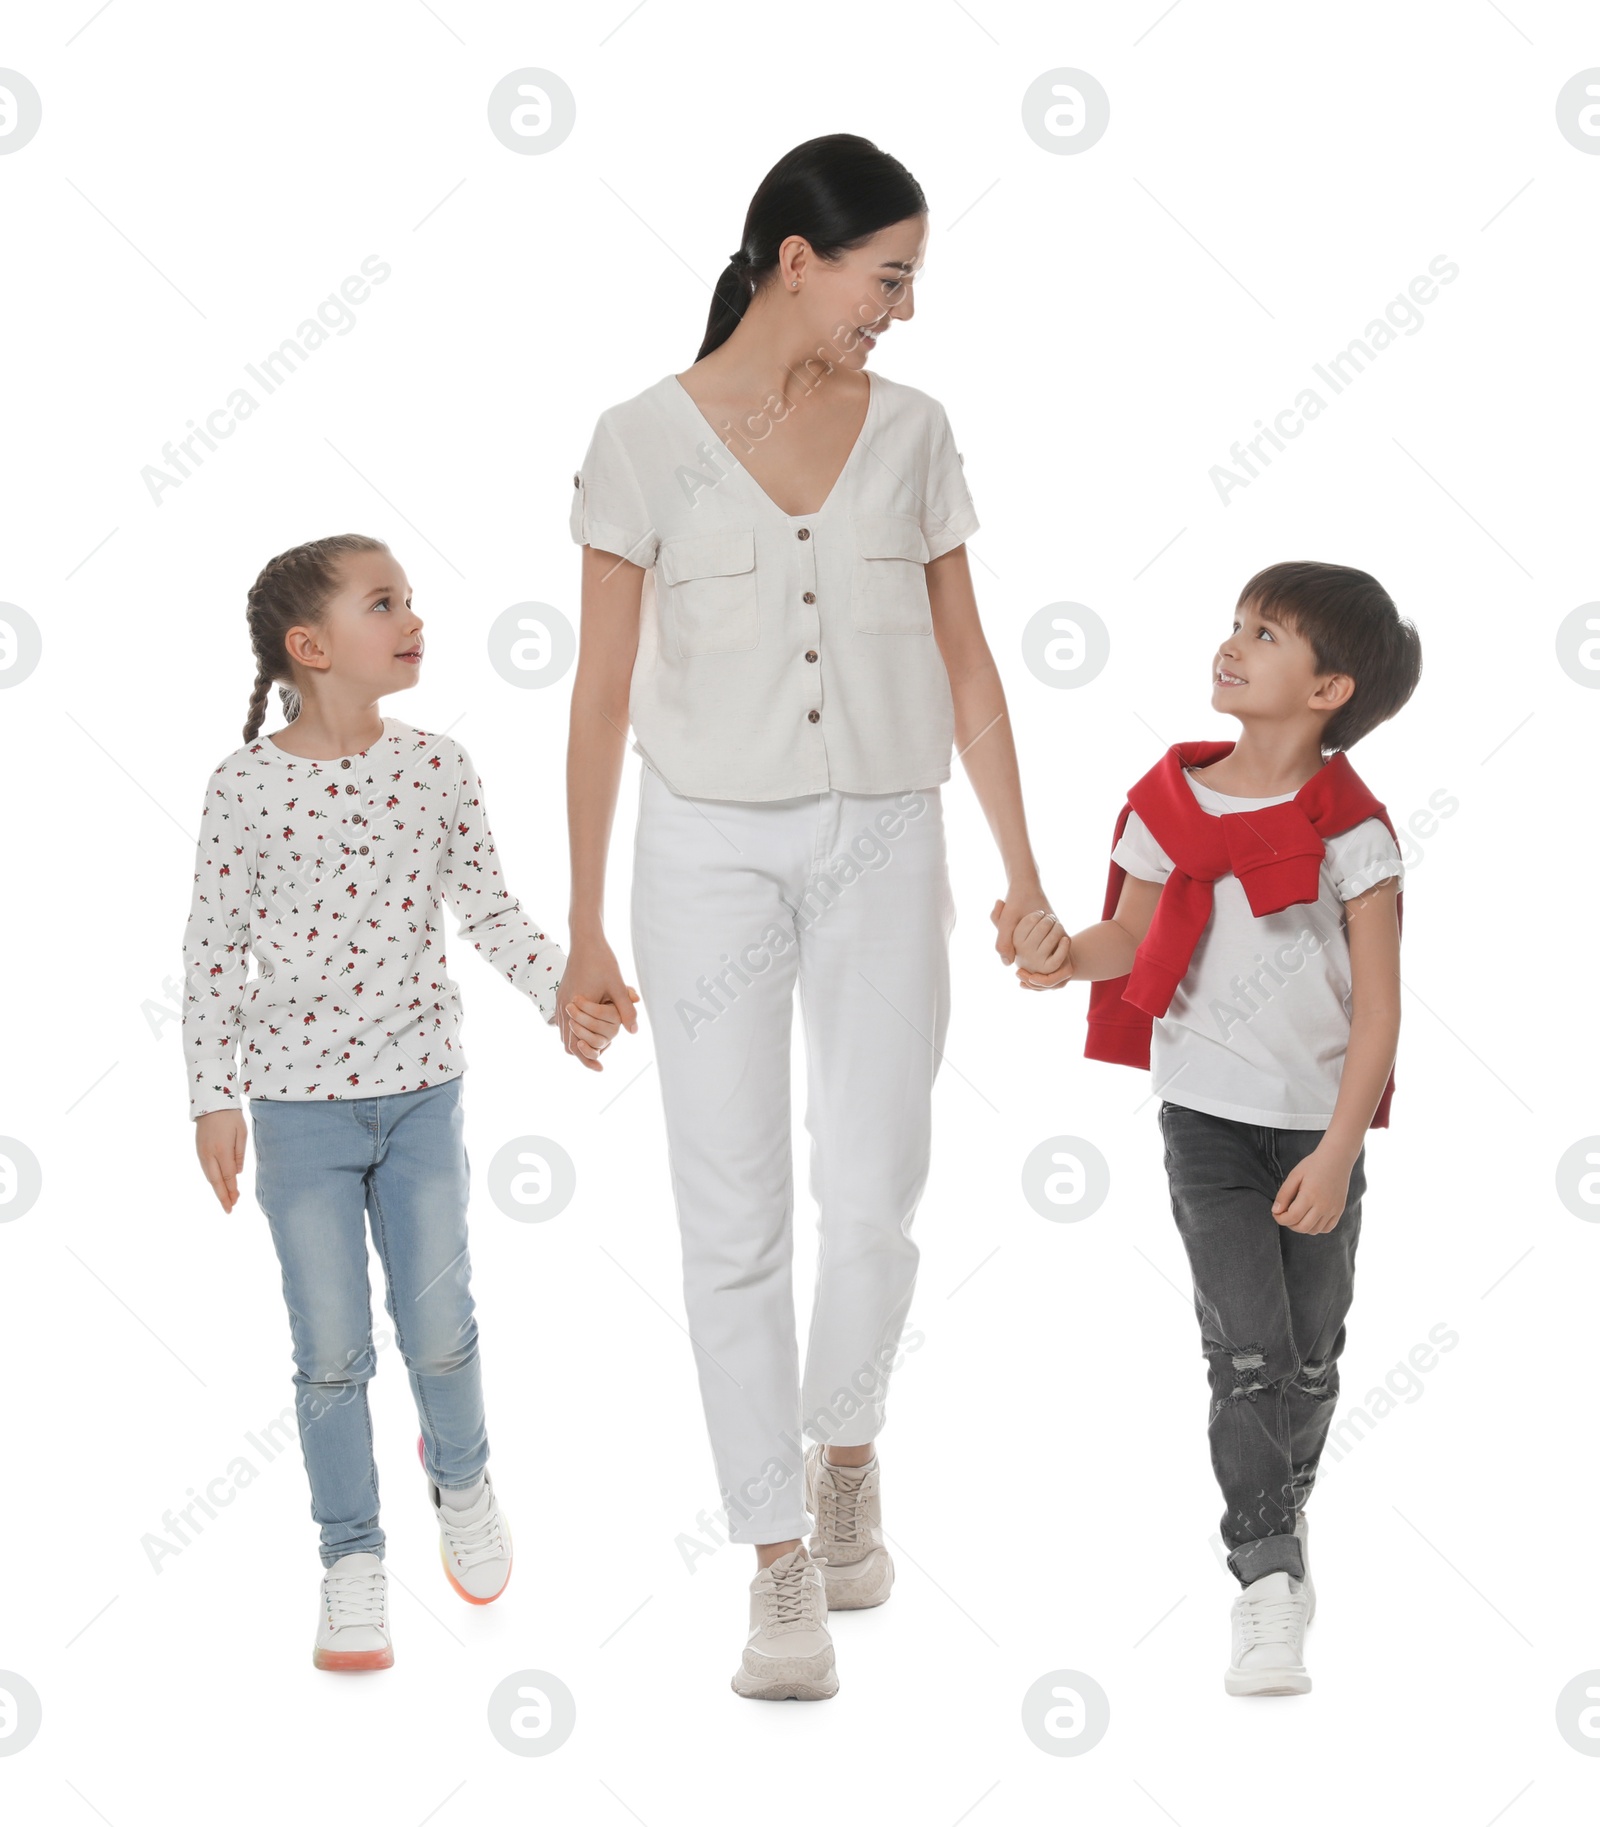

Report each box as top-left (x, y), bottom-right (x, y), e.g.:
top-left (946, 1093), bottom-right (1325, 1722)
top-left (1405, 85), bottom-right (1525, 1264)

top-left (569, 370), bottom-right (979, 802)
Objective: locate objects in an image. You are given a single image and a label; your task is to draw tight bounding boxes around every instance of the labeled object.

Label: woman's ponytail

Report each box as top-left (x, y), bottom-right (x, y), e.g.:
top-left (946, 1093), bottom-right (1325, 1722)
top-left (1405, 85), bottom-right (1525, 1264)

top-left (694, 134), bottom-right (926, 362)
top-left (696, 251), bottom-right (755, 365)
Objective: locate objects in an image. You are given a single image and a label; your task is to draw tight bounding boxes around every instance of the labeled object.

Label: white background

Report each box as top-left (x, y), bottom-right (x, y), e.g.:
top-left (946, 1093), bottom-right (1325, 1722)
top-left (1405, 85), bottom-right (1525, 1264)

top-left (2, 0), bottom-right (1597, 1820)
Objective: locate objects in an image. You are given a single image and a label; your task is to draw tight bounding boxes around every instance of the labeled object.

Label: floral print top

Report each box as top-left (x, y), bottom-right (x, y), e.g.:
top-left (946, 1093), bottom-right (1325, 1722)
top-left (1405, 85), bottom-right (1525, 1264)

top-left (180, 717), bottom-right (567, 1120)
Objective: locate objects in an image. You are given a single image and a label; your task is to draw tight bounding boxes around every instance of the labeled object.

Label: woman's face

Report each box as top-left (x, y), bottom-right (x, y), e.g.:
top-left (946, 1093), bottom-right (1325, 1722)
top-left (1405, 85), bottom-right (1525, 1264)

top-left (788, 213), bottom-right (928, 370)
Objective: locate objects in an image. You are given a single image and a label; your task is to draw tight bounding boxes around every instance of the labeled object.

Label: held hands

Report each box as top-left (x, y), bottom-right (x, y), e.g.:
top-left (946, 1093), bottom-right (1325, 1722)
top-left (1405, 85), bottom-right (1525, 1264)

top-left (564, 989), bottom-right (639, 1070)
top-left (1011, 909), bottom-right (1075, 987)
top-left (992, 889), bottom-right (1075, 991)
top-left (1272, 1145), bottom-right (1354, 1235)
top-left (195, 1108), bottom-right (246, 1212)
top-left (558, 932), bottom-right (641, 1072)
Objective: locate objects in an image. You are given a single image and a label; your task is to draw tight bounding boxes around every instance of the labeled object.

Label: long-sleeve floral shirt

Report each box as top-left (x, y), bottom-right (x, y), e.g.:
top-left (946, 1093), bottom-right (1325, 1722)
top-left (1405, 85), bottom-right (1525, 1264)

top-left (181, 718), bottom-right (567, 1120)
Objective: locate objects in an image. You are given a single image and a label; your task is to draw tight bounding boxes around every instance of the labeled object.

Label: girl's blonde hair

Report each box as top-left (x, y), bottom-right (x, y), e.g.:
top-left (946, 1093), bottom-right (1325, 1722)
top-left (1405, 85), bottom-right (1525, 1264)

top-left (243, 534), bottom-right (389, 742)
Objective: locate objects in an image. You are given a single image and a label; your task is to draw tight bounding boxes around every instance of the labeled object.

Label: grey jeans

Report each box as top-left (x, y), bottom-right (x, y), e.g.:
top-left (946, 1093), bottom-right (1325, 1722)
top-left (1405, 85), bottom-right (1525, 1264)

top-left (1158, 1099), bottom-right (1367, 1587)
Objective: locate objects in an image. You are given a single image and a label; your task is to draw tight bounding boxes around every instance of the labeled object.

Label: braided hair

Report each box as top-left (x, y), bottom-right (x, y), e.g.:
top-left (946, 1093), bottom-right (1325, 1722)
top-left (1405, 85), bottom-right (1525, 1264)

top-left (242, 534), bottom-right (389, 743)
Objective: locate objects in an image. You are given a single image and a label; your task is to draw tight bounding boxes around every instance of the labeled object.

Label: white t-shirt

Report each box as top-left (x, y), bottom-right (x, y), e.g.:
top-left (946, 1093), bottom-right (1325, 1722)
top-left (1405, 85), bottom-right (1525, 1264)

top-left (180, 718), bottom-right (566, 1120)
top-left (1110, 767), bottom-right (1404, 1129)
top-left (569, 369), bottom-right (979, 802)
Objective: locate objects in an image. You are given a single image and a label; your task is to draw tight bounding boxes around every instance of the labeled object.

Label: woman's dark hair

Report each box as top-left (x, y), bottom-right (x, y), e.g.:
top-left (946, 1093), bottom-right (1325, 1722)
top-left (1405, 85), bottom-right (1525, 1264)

top-left (242, 534), bottom-right (389, 742)
top-left (697, 133), bottom-right (927, 361)
top-left (1236, 560), bottom-right (1422, 752)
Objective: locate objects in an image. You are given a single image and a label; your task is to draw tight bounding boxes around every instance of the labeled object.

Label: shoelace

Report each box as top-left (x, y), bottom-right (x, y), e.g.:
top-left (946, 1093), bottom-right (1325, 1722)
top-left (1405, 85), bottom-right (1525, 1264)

top-left (817, 1463), bottom-right (868, 1548)
top-left (324, 1563), bottom-right (386, 1632)
top-left (1237, 1586), bottom-right (1304, 1646)
top-left (441, 1495), bottom-right (506, 1573)
top-left (766, 1555), bottom-right (821, 1628)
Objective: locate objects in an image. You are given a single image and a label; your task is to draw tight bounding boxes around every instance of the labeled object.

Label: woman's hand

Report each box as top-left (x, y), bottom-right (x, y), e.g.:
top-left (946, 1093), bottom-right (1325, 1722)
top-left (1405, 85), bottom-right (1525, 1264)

top-left (557, 931), bottom-right (640, 1072)
top-left (195, 1108), bottom-right (246, 1212)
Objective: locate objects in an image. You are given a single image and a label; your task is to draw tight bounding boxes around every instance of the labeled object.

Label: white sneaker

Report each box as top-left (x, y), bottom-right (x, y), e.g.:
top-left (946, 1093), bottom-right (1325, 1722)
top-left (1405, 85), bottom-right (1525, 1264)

top-left (730, 1543), bottom-right (839, 1701)
top-left (1225, 1568), bottom-right (1311, 1696)
top-left (429, 1469), bottom-right (513, 1604)
top-left (803, 1443), bottom-right (894, 1610)
top-left (314, 1551), bottom-right (393, 1672)
top-left (1295, 1509), bottom-right (1316, 1626)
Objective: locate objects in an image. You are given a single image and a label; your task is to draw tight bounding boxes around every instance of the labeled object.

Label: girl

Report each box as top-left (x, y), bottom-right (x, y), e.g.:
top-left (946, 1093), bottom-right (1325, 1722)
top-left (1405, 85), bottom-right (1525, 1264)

top-left (560, 135), bottom-right (1061, 1699)
top-left (182, 533), bottom-right (624, 1671)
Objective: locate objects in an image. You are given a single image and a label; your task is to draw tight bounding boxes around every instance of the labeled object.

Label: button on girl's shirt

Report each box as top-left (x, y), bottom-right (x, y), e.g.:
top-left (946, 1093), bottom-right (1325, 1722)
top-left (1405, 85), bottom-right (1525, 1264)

top-left (179, 719), bottom-right (567, 1119)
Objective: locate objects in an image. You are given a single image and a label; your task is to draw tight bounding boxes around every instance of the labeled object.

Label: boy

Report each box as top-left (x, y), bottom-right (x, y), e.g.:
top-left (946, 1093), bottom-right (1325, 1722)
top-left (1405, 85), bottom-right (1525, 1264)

top-left (1013, 561), bottom-right (1420, 1695)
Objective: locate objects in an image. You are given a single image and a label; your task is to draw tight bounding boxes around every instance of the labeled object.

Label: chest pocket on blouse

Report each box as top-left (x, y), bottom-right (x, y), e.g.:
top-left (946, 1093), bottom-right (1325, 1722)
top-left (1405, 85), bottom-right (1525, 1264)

top-left (851, 514), bottom-right (933, 635)
top-left (657, 527), bottom-right (760, 657)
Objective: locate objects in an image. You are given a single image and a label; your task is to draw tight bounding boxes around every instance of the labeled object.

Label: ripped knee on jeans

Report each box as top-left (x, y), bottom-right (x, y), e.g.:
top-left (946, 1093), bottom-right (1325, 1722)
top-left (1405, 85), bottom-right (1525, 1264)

top-left (1226, 1344), bottom-right (1271, 1402)
top-left (1292, 1355), bottom-right (1335, 1400)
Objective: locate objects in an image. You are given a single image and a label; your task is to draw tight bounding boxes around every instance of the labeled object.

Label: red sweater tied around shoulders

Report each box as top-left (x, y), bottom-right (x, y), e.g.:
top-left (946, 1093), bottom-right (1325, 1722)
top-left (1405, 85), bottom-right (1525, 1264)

top-left (1083, 741), bottom-right (1403, 1128)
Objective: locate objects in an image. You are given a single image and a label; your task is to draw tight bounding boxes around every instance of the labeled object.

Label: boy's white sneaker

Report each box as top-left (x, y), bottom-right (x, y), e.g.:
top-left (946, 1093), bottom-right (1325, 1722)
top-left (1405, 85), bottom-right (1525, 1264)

top-left (1295, 1508), bottom-right (1315, 1626)
top-left (314, 1551), bottom-right (393, 1672)
top-left (803, 1443), bottom-right (894, 1609)
top-left (429, 1469), bottom-right (513, 1604)
top-left (730, 1543), bottom-right (839, 1701)
top-left (1225, 1568), bottom-right (1311, 1696)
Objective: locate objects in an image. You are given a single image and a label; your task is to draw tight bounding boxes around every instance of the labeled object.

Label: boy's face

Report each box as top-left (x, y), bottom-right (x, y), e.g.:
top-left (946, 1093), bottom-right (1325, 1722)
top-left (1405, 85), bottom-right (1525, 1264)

top-left (1212, 597), bottom-right (1350, 728)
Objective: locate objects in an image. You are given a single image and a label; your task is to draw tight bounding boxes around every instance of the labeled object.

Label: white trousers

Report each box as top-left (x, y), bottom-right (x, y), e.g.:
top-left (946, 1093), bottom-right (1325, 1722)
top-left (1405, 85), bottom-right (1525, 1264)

top-left (630, 762), bottom-right (955, 1544)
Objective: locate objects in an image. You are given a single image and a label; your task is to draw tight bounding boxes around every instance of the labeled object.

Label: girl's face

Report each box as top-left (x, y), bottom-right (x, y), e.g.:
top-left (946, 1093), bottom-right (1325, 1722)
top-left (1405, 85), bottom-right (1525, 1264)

top-left (790, 213), bottom-right (927, 370)
top-left (285, 548), bottom-right (425, 701)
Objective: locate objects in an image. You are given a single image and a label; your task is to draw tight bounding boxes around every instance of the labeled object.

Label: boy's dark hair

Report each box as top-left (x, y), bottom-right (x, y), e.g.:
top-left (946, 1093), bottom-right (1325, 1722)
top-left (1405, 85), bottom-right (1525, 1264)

top-left (1237, 560), bottom-right (1422, 752)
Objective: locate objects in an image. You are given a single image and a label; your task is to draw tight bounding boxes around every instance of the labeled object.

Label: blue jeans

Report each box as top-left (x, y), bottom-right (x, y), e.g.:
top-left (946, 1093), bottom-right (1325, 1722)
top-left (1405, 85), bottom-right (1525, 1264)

top-left (249, 1078), bottom-right (489, 1565)
top-left (1158, 1100), bottom-right (1366, 1587)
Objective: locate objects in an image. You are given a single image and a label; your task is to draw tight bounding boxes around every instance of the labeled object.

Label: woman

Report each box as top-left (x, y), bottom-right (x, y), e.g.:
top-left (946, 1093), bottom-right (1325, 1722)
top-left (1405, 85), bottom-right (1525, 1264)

top-left (559, 133), bottom-right (1059, 1700)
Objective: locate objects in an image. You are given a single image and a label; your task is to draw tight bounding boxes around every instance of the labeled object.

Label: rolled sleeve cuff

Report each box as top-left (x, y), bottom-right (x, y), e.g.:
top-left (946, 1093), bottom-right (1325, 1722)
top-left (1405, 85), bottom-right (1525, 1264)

top-left (924, 505), bottom-right (979, 561)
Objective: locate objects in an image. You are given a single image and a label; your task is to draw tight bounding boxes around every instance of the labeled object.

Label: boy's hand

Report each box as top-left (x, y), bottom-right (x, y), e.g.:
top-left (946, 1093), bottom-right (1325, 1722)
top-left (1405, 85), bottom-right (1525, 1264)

top-left (565, 989), bottom-right (638, 1071)
top-left (1011, 908), bottom-right (1071, 978)
top-left (195, 1108), bottom-right (246, 1212)
top-left (1272, 1146), bottom-right (1353, 1234)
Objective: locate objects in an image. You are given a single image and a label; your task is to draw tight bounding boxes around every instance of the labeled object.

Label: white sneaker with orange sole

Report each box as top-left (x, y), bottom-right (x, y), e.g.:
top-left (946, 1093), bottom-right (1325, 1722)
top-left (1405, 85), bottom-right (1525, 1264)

top-left (314, 1552), bottom-right (393, 1672)
top-left (428, 1469), bottom-right (513, 1603)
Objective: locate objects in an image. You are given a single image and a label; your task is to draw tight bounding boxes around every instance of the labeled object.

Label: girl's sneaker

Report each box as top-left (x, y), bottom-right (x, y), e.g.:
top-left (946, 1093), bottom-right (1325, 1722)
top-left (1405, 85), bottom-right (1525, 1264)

top-left (730, 1543), bottom-right (839, 1701)
top-left (1224, 1569), bottom-right (1311, 1696)
top-left (803, 1443), bottom-right (894, 1609)
top-left (314, 1551), bottom-right (393, 1671)
top-left (428, 1469), bottom-right (514, 1604)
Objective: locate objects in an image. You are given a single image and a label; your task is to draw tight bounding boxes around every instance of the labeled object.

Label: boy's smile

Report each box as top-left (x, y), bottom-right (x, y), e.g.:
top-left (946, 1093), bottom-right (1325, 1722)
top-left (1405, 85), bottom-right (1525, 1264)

top-left (1209, 601), bottom-right (1326, 719)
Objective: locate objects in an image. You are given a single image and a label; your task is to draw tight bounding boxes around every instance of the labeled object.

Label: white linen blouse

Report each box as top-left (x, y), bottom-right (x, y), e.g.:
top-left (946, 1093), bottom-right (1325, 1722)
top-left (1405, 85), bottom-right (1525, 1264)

top-left (569, 369), bottom-right (979, 801)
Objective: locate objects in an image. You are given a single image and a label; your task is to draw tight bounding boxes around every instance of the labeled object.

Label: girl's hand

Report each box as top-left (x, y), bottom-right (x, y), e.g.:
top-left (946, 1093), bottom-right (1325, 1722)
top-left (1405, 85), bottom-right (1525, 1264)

top-left (565, 990), bottom-right (638, 1070)
top-left (1272, 1146), bottom-right (1354, 1235)
top-left (195, 1108), bottom-right (246, 1212)
top-left (557, 934), bottom-right (640, 1072)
